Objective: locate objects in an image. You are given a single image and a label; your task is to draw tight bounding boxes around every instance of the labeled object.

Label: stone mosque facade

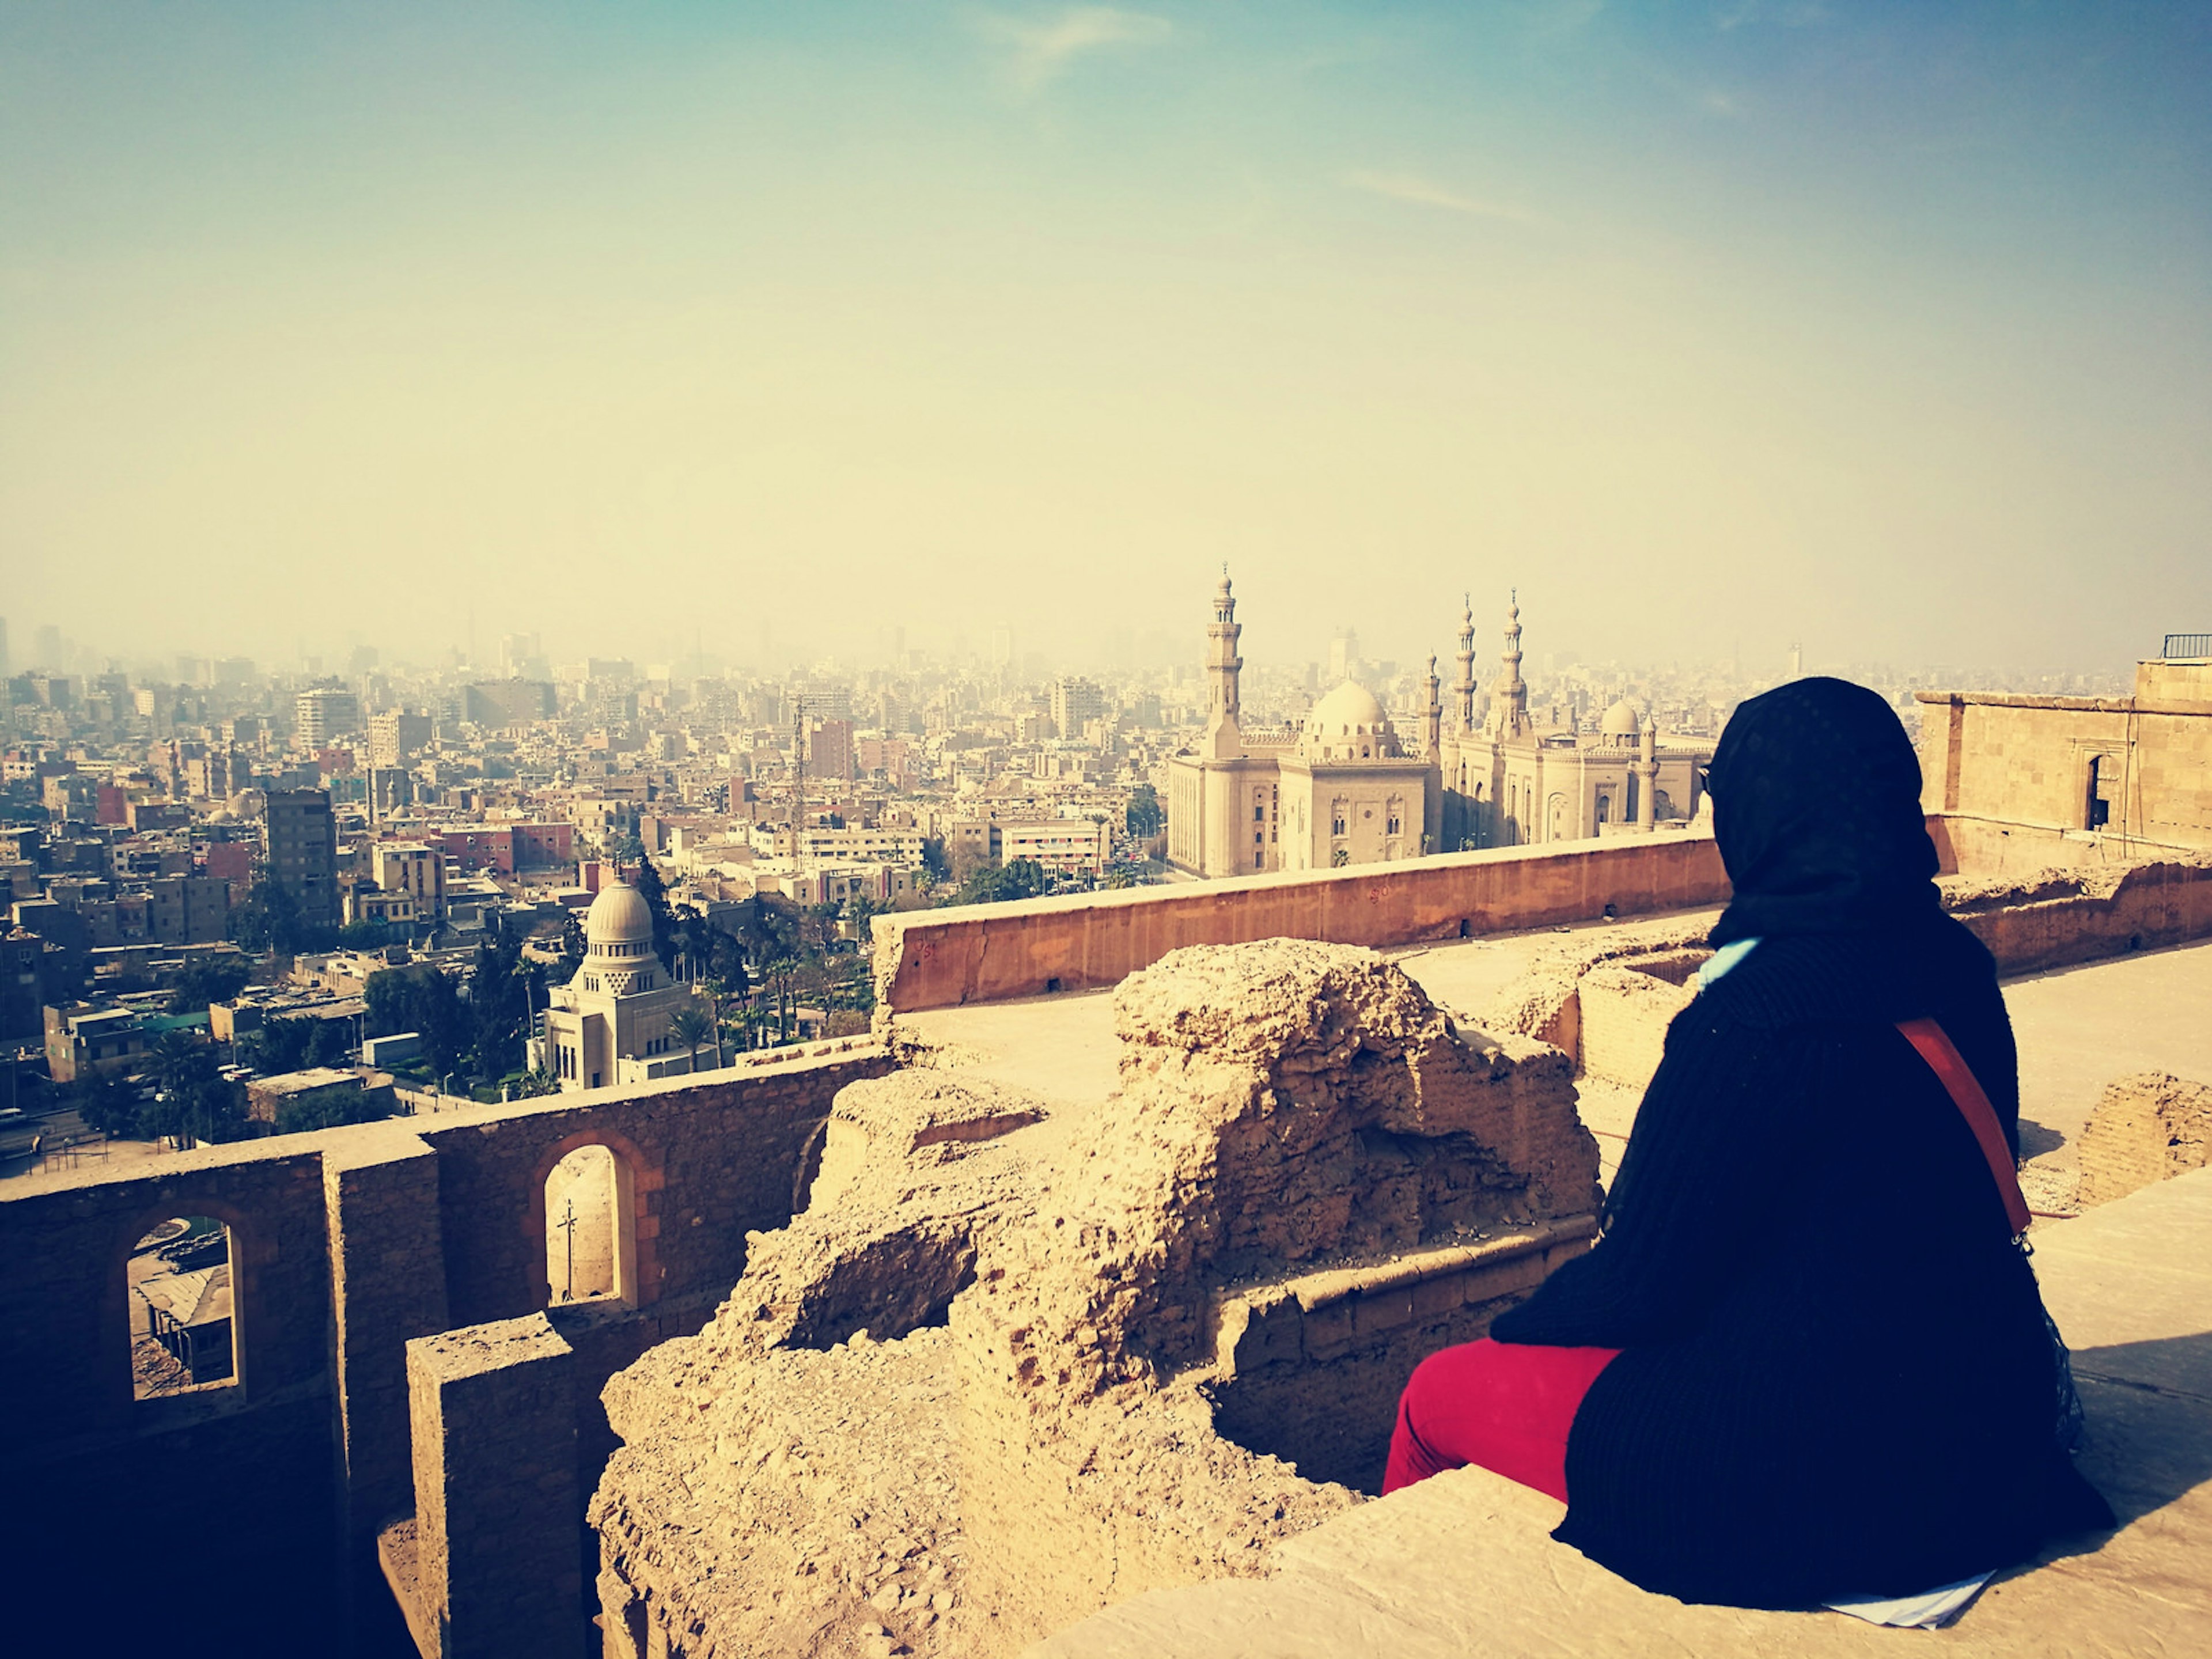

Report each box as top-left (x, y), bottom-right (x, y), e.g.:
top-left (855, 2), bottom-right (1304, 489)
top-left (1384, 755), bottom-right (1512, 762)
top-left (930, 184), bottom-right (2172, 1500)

top-left (533, 879), bottom-right (710, 1092)
top-left (1165, 577), bottom-right (1709, 880)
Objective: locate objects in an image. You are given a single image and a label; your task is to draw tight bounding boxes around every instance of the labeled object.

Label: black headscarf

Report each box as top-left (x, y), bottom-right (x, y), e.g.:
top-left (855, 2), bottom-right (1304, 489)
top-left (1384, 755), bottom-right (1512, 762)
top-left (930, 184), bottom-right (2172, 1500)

top-left (1706, 677), bottom-right (1941, 945)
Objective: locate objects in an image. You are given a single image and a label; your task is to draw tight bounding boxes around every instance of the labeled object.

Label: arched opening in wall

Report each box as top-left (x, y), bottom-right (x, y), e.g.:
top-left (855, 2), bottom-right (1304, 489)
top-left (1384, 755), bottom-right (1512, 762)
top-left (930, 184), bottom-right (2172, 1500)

top-left (544, 1143), bottom-right (638, 1306)
top-left (130, 1216), bottom-right (237, 1400)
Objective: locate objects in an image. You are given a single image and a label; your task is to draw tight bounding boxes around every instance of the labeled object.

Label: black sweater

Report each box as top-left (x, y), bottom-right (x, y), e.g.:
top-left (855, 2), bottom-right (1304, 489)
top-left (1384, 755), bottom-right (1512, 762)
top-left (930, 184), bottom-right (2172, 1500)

top-left (1489, 916), bottom-right (2112, 1607)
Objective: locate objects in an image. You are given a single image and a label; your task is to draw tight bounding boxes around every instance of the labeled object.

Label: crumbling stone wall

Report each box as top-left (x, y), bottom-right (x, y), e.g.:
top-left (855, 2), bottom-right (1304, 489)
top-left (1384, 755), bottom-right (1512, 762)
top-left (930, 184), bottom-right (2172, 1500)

top-left (0, 1049), bottom-right (891, 1658)
top-left (590, 940), bottom-right (1599, 1659)
top-left (2075, 1072), bottom-right (2212, 1208)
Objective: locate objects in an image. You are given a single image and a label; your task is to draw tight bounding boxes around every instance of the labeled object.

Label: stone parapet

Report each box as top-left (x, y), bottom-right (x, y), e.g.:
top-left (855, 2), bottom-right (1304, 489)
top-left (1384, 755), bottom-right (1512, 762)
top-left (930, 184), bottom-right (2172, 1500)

top-left (873, 833), bottom-right (1730, 1013)
top-left (391, 1314), bottom-right (580, 1659)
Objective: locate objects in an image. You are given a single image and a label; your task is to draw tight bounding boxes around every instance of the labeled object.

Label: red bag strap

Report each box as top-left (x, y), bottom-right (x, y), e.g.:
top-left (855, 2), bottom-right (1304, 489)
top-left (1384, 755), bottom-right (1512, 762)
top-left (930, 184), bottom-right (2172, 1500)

top-left (1896, 1018), bottom-right (2033, 1240)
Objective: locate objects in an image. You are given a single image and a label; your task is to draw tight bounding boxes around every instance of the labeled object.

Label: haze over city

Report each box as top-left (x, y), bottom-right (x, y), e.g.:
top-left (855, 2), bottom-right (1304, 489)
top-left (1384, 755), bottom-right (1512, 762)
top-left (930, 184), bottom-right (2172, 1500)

top-left (5, 2), bottom-right (2207, 677)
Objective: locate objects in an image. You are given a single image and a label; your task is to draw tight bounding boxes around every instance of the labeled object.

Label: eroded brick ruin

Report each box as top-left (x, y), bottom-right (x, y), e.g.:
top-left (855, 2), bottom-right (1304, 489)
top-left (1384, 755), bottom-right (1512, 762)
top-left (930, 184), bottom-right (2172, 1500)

top-left (589, 940), bottom-right (1599, 1658)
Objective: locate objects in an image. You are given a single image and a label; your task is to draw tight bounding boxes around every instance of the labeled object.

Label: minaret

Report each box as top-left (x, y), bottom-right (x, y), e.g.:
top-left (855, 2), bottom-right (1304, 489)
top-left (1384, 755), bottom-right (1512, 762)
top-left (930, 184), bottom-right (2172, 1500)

top-left (1424, 653), bottom-right (1443, 760)
top-left (1207, 566), bottom-right (1243, 724)
top-left (1637, 715), bottom-right (1658, 830)
top-left (1491, 591), bottom-right (1531, 740)
top-left (1454, 594), bottom-right (1478, 732)
top-left (1202, 567), bottom-right (1245, 760)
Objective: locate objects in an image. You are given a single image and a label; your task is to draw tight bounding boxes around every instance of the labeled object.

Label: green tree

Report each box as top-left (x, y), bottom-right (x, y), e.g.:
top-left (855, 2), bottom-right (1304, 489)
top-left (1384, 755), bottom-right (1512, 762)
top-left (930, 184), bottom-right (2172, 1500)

top-left (142, 1031), bottom-right (249, 1146)
top-left (365, 964), bottom-right (469, 1075)
top-left (557, 907), bottom-right (587, 972)
top-left (240, 1014), bottom-right (315, 1074)
top-left (274, 1083), bottom-right (396, 1134)
top-left (73, 1073), bottom-right (145, 1139)
top-left (1126, 784), bottom-right (1163, 839)
top-left (166, 956), bottom-right (252, 1016)
top-left (337, 918), bottom-right (395, 949)
top-left (631, 856), bottom-right (679, 963)
top-left (920, 837), bottom-right (951, 882)
top-left (228, 877), bottom-right (304, 956)
top-left (945, 857), bottom-right (1051, 908)
top-left (670, 1001), bottom-right (717, 1072)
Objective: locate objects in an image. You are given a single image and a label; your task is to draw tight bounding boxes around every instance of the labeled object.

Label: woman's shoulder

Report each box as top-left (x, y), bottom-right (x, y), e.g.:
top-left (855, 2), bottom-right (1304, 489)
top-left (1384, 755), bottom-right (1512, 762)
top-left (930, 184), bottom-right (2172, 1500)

top-left (1692, 916), bottom-right (1994, 1032)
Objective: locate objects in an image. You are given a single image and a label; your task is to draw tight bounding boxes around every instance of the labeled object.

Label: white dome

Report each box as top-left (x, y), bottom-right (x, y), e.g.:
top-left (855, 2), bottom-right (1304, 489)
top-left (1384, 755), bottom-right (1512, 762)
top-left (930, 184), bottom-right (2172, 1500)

top-left (1599, 698), bottom-right (1642, 740)
top-left (1305, 680), bottom-right (1389, 737)
top-left (585, 881), bottom-right (654, 948)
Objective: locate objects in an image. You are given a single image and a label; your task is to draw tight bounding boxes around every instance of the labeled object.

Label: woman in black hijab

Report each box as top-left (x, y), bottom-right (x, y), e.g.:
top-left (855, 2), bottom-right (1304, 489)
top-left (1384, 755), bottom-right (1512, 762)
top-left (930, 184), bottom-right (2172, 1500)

top-left (1385, 677), bottom-right (2111, 1608)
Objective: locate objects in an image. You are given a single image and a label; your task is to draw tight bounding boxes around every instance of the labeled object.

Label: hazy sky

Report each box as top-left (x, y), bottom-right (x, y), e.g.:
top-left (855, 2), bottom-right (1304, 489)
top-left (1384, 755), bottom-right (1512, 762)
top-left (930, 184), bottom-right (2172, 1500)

top-left (3, 2), bottom-right (2207, 676)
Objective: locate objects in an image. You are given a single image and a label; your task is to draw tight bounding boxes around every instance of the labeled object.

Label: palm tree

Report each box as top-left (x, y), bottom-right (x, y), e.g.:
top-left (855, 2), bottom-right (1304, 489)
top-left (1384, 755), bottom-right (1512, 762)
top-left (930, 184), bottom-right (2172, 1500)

top-left (669, 1001), bottom-right (716, 1075)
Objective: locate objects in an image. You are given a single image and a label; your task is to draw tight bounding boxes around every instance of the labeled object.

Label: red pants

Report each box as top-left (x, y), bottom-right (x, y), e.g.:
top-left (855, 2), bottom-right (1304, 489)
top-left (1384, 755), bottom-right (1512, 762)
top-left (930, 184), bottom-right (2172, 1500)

top-left (1382, 1338), bottom-right (1621, 1500)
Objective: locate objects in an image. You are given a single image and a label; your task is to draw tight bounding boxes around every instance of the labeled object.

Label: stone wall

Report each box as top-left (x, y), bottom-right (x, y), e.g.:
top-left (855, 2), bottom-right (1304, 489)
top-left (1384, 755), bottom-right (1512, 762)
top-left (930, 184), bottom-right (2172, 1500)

top-left (1493, 859), bottom-right (2212, 1098)
top-left (589, 941), bottom-right (1600, 1659)
top-left (0, 1048), bottom-right (890, 1658)
top-left (2074, 1072), bottom-right (2212, 1209)
top-left (1918, 686), bottom-right (2212, 850)
top-left (874, 831), bottom-right (1731, 1014)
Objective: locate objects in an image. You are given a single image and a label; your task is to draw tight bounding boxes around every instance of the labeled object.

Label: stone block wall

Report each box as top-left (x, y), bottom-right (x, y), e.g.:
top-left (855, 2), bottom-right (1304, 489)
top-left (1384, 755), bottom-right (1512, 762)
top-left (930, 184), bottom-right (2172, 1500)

top-left (874, 832), bottom-right (1730, 1013)
top-left (0, 1047), bottom-right (890, 1657)
top-left (396, 1315), bottom-right (582, 1659)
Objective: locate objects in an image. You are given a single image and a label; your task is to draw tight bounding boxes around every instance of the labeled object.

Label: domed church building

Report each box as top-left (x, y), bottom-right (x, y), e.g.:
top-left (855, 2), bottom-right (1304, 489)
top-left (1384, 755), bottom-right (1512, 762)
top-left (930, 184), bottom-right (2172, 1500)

top-left (534, 879), bottom-right (711, 1092)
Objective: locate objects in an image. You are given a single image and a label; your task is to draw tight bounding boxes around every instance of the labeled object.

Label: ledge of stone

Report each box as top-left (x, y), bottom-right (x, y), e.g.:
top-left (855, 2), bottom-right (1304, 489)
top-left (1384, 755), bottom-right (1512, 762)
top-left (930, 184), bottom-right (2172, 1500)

top-left (1036, 1169), bottom-right (2212, 1659)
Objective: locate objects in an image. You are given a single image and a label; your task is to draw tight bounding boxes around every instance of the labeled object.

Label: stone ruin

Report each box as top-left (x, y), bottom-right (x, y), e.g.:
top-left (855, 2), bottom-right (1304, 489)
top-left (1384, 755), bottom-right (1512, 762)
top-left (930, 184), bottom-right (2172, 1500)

top-left (589, 940), bottom-right (1600, 1658)
top-left (2074, 1071), bottom-right (2212, 1209)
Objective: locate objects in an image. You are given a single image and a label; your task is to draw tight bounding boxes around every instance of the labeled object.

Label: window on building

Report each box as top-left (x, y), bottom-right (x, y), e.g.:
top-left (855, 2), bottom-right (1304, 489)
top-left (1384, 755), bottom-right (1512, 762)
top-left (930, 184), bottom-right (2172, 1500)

top-left (1596, 793), bottom-right (1611, 825)
top-left (1386, 802), bottom-right (1402, 836)
top-left (1331, 803), bottom-right (1347, 837)
top-left (131, 1216), bottom-right (237, 1400)
top-left (544, 1143), bottom-right (637, 1306)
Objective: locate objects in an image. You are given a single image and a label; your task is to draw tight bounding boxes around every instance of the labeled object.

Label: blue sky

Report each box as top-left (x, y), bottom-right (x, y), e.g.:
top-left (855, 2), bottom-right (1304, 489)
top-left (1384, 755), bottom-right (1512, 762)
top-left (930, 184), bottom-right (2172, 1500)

top-left (3, 3), bottom-right (2207, 673)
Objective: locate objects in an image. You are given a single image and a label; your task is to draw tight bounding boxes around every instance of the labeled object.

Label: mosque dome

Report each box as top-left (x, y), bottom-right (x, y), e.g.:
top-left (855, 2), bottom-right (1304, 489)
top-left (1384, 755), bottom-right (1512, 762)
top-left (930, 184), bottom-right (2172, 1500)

top-left (1300, 680), bottom-right (1400, 762)
top-left (1305, 680), bottom-right (1389, 737)
top-left (1600, 698), bottom-right (1642, 741)
top-left (585, 881), bottom-right (654, 950)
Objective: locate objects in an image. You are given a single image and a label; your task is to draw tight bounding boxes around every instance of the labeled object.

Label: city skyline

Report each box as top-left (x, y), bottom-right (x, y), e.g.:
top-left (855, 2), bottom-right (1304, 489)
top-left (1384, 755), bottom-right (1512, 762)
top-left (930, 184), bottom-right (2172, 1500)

top-left (5, 5), bottom-right (2208, 672)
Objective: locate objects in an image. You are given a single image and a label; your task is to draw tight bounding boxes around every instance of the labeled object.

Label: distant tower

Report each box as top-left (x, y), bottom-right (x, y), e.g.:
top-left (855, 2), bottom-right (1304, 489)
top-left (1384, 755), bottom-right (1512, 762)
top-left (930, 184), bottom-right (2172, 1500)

top-left (1424, 654), bottom-right (1444, 760)
top-left (1454, 595), bottom-right (1478, 732)
top-left (1788, 642), bottom-right (1804, 681)
top-left (1489, 592), bottom-right (1531, 740)
top-left (1206, 567), bottom-right (1243, 726)
top-left (1637, 715), bottom-right (1659, 830)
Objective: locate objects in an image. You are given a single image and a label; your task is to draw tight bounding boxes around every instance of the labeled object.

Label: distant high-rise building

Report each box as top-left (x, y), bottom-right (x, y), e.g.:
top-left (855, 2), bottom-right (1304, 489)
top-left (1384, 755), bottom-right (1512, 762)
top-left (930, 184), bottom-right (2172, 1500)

top-left (1050, 676), bottom-right (1107, 741)
top-left (0, 617), bottom-right (9, 679)
top-left (263, 788), bottom-right (340, 933)
top-left (368, 711), bottom-right (434, 768)
top-left (501, 632), bottom-right (545, 676)
top-left (809, 718), bottom-right (856, 782)
top-left (586, 657), bottom-right (636, 687)
top-left (990, 627), bottom-right (1015, 669)
top-left (1328, 629), bottom-right (1360, 686)
top-left (463, 680), bottom-right (556, 728)
top-left (295, 687), bottom-right (362, 748)
top-left (33, 624), bottom-right (63, 669)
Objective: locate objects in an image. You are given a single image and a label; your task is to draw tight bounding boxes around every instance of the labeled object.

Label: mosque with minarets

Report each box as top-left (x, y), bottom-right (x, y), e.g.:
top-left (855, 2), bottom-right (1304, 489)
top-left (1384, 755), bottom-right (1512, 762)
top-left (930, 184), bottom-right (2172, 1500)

top-left (1165, 574), bottom-right (1710, 879)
